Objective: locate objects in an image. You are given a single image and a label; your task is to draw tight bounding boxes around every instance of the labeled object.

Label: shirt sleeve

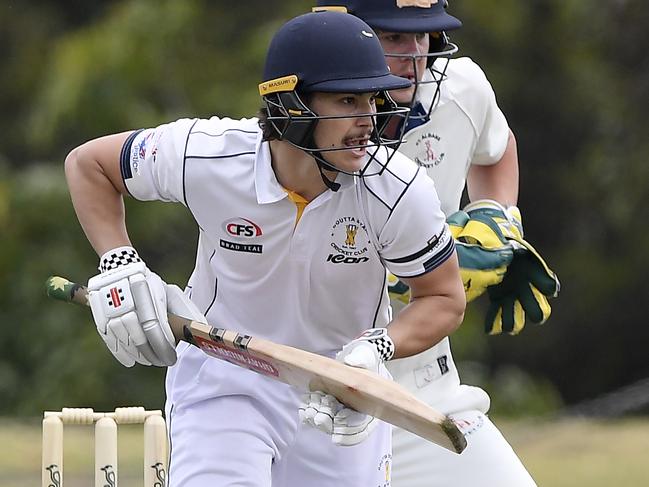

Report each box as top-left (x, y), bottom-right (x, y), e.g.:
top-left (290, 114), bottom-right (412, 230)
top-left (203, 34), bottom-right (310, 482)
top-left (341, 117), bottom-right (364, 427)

top-left (379, 169), bottom-right (455, 278)
top-left (446, 58), bottom-right (510, 166)
top-left (120, 118), bottom-right (197, 203)
top-left (468, 63), bottom-right (510, 166)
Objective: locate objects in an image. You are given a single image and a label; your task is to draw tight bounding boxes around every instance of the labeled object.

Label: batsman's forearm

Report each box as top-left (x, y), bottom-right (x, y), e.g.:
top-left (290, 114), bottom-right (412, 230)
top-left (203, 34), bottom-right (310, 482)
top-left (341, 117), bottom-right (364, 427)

top-left (388, 295), bottom-right (464, 359)
top-left (388, 253), bottom-right (466, 359)
top-left (65, 148), bottom-right (131, 256)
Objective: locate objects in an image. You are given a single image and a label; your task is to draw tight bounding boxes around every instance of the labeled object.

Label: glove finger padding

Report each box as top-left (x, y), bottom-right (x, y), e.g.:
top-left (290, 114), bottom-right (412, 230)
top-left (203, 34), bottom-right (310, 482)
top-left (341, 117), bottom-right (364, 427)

top-left (298, 393), bottom-right (319, 425)
top-left (299, 392), bottom-right (343, 435)
top-left (511, 239), bottom-right (560, 298)
top-left (485, 292), bottom-right (525, 335)
top-left (130, 273), bottom-right (177, 366)
top-left (485, 244), bottom-right (559, 335)
top-left (97, 329), bottom-right (137, 367)
top-left (518, 282), bottom-right (551, 324)
top-left (332, 407), bottom-right (379, 446)
top-left (106, 314), bottom-right (154, 365)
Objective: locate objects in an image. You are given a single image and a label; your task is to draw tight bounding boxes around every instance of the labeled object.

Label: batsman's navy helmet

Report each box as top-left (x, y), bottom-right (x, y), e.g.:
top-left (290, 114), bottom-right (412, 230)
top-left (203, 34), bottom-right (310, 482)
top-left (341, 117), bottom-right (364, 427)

top-left (314, 0), bottom-right (462, 33)
top-left (260, 10), bottom-right (411, 94)
top-left (259, 11), bottom-right (411, 190)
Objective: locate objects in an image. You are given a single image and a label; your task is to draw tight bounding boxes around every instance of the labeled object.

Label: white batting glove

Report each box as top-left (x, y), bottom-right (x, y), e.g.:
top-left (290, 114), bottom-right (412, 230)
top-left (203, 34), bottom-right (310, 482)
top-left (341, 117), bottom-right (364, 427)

top-left (300, 328), bottom-right (394, 446)
top-left (299, 392), bottom-right (343, 435)
top-left (87, 246), bottom-right (177, 367)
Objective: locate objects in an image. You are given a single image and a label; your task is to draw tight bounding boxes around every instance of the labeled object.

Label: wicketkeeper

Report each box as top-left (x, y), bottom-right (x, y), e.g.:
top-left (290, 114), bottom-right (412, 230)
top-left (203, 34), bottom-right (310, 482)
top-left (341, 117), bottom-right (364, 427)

top-left (315, 1), bottom-right (560, 486)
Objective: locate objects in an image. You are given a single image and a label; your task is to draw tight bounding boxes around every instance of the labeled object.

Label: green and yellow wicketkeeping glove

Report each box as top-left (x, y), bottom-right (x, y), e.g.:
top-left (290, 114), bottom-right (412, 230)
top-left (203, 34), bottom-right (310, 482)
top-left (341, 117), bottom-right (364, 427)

top-left (484, 238), bottom-right (560, 334)
top-left (464, 200), bottom-right (560, 335)
top-left (448, 209), bottom-right (515, 303)
top-left (387, 207), bottom-right (515, 312)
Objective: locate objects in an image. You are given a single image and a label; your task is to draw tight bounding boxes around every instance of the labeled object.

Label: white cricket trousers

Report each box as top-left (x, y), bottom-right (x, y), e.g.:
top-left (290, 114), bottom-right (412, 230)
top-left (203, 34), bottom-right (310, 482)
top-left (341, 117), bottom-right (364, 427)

top-left (392, 410), bottom-right (537, 487)
top-left (165, 344), bottom-right (392, 486)
top-left (388, 338), bottom-right (536, 486)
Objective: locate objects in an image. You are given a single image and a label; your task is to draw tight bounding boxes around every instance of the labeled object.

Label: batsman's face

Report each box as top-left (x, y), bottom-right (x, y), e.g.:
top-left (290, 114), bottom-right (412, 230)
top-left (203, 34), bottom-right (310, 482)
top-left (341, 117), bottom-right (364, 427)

top-left (377, 31), bottom-right (430, 105)
top-left (310, 92), bottom-right (376, 173)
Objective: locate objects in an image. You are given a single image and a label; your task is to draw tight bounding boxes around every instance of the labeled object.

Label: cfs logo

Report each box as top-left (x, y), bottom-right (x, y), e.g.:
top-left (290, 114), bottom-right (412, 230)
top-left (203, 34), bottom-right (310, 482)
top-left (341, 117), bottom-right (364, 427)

top-left (222, 217), bottom-right (263, 238)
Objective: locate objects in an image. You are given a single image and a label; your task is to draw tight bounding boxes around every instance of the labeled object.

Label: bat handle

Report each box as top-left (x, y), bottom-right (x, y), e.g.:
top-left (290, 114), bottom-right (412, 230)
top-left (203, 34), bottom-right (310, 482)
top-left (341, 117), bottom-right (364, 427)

top-left (45, 275), bottom-right (194, 346)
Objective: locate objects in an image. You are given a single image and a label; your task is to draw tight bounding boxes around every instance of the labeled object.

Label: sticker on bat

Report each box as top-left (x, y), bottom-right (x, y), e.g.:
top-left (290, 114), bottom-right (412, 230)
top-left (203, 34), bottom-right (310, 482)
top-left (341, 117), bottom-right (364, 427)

top-left (194, 336), bottom-right (280, 377)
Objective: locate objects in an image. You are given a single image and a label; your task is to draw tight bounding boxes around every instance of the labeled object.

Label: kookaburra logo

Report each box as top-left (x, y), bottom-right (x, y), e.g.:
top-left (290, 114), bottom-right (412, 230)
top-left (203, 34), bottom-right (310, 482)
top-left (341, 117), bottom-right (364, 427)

top-left (45, 465), bottom-right (61, 487)
top-left (151, 462), bottom-right (167, 487)
top-left (100, 465), bottom-right (116, 487)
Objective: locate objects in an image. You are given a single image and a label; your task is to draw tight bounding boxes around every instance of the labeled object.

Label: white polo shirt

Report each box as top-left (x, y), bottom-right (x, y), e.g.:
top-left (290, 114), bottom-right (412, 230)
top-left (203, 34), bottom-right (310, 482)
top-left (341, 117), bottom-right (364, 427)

top-left (121, 116), bottom-right (453, 355)
top-left (399, 57), bottom-right (510, 216)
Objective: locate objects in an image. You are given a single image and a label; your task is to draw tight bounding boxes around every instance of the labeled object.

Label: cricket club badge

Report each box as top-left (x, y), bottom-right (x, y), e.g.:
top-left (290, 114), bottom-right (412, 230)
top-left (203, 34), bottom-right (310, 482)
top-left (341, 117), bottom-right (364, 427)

top-left (327, 216), bottom-right (371, 265)
top-left (413, 132), bottom-right (445, 168)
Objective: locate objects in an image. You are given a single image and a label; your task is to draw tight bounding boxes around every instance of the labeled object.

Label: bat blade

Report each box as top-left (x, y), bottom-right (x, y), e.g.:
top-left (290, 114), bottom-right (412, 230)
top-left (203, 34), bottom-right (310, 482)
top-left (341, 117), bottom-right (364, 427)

top-left (46, 276), bottom-right (467, 453)
top-left (189, 323), bottom-right (466, 452)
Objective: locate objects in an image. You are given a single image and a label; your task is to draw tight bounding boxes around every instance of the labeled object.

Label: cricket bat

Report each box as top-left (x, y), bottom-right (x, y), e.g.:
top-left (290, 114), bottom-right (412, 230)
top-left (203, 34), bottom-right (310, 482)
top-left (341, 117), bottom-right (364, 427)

top-left (46, 276), bottom-right (467, 453)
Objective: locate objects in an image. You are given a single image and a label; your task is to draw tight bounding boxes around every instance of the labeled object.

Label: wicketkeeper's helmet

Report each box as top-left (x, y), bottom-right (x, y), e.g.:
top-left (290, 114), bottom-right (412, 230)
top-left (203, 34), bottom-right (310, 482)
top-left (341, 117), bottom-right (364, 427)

top-left (259, 10), bottom-right (411, 189)
top-left (315, 0), bottom-right (462, 121)
top-left (315, 0), bottom-right (461, 36)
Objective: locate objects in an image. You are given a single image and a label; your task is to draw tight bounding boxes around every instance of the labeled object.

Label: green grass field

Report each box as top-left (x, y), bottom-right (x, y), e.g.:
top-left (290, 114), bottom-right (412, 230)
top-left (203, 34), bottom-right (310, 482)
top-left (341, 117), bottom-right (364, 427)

top-left (2, 416), bottom-right (648, 486)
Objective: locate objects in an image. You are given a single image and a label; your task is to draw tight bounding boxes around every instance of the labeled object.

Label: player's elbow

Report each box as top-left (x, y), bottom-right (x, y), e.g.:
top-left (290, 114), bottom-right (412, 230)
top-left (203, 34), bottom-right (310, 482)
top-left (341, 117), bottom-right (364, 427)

top-left (64, 145), bottom-right (87, 183)
top-left (64, 143), bottom-right (102, 189)
top-left (439, 283), bottom-right (465, 337)
top-left (441, 258), bottom-right (467, 335)
top-left (448, 289), bottom-right (466, 334)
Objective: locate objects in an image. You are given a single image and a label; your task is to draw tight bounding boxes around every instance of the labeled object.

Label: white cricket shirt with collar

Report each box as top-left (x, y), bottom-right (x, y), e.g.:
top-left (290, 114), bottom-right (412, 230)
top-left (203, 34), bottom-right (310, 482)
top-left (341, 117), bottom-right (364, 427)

top-left (398, 56), bottom-right (510, 216)
top-left (121, 116), bottom-right (453, 356)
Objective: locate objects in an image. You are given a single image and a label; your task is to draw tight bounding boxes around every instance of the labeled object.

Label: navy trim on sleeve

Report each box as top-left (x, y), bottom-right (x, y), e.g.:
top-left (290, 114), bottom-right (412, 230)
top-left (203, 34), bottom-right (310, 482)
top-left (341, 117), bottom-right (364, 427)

top-left (391, 237), bottom-right (456, 279)
top-left (422, 237), bottom-right (455, 272)
top-left (119, 129), bottom-right (144, 184)
top-left (384, 233), bottom-right (441, 264)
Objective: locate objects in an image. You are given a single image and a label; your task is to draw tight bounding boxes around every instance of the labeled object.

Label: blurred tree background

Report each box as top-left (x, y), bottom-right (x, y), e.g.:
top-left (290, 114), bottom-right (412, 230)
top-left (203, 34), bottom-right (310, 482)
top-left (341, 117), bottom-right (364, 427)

top-left (1, 0), bottom-right (648, 417)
